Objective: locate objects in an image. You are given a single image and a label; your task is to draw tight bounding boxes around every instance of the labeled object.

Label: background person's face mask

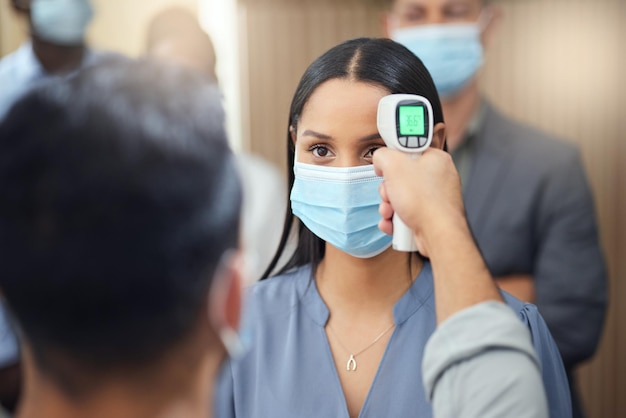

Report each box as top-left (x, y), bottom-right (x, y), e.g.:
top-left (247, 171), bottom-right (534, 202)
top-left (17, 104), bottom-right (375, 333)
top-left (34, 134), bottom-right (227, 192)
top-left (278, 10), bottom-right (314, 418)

top-left (391, 23), bottom-right (484, 99)
top-left (290, 161), bottom-right (392, 259)
top-left (31, 0), bottom-right (94, 46)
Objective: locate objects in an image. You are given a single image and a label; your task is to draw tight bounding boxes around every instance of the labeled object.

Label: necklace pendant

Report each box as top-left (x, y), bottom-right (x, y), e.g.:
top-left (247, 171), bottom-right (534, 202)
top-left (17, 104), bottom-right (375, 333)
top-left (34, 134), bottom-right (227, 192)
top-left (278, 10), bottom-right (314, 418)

top-left (347, 354), bottom-right (357, 371)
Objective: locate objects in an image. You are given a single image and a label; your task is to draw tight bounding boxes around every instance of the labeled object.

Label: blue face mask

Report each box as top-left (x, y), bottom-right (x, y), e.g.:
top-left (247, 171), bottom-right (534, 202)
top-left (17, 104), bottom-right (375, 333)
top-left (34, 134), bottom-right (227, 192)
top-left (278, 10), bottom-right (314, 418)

top-left (31, 0), bottom-right (94, 46)
top-left (290, 161), bottom-right (392, 259)
top-left (391, 23), bottom-right (483, 98)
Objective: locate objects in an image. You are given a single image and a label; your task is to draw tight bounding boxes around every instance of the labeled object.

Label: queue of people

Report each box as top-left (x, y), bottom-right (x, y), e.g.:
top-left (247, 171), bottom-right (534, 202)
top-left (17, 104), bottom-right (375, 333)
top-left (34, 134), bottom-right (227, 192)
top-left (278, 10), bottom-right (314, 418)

top-left (0, 0), bottom-right (607, 417)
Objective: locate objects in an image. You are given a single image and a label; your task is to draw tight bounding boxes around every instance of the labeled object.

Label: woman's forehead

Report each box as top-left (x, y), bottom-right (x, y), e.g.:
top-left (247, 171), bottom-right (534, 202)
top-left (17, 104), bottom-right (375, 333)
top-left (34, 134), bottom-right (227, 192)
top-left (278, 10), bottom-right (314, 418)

top-left (300, 79), bottom-right (389, 126)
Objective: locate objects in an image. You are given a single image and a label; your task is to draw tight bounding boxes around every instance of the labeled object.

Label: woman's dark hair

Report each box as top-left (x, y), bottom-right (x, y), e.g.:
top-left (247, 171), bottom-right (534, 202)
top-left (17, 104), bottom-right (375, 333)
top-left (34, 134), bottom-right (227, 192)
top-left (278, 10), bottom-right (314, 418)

top-left (261, 37), bottom-right (444, 279)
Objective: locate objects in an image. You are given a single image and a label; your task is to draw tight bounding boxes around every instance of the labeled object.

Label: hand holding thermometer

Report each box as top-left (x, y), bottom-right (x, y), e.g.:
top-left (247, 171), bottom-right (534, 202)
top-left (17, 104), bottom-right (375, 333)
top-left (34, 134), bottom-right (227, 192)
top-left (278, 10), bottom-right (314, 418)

top-left (377, 94), bottom-right (434, 252)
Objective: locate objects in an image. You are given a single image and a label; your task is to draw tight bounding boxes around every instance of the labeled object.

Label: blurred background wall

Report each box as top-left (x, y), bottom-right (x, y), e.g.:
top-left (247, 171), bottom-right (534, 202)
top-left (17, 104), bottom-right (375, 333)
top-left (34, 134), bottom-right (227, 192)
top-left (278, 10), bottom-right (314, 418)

top-left (1, 0), bottom-right (625, 416)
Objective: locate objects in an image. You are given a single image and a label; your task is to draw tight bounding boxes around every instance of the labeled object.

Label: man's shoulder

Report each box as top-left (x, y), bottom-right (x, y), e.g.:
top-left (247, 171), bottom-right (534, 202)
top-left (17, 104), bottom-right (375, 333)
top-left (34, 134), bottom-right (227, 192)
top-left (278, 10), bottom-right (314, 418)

top-left (0, 44), bottom-right (28, 78)
top-left (482, 102), bottom-right (580, 164)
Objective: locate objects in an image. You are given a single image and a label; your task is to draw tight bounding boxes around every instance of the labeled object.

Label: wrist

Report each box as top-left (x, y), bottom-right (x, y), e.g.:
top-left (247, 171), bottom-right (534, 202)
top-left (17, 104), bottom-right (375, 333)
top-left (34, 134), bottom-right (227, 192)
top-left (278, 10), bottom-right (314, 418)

top-left (417, 210), bottom-right (472, 255)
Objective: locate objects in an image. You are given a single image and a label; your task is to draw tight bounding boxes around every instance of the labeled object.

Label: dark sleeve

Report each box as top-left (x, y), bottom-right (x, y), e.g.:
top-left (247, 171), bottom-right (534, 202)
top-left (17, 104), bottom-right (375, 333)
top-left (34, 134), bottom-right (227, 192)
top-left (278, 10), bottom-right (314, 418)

top-left (533, 147), bottom-right (607, 368)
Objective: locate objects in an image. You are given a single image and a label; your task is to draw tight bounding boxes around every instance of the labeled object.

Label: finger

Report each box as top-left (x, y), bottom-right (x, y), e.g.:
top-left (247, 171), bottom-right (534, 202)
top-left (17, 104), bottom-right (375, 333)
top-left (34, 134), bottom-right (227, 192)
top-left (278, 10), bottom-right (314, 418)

top-left (378, 219), bottom-right (393, 236)
top-left (378, 181), bottom-right (389, 204)
top-left (372, 147), bottom-right (392, 177)
top-left (379, 201), bottom-right (394, 220)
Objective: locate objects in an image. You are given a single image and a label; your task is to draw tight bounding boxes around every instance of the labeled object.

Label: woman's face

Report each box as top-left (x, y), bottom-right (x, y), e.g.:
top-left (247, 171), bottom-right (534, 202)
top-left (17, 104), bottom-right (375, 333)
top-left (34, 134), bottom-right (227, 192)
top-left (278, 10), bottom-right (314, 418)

top-left (293, 79), bottom-right (389, 168)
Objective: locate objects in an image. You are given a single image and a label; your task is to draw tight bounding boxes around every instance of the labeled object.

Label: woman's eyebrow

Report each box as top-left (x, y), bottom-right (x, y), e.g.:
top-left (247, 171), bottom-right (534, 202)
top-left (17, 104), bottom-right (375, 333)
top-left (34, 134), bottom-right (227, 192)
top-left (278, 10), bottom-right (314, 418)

top-left (300, 131), bottom-right (382, 142)
top-left (301, 129), bottom-right (333, 140)
top-left (359, 133), bottom-right (383, 142)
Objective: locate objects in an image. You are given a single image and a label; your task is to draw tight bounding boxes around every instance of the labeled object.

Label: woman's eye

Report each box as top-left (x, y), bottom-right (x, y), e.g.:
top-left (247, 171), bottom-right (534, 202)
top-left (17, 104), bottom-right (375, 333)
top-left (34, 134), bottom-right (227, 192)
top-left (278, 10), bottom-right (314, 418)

top-left (364, 146), bottom-right (382, 158)
top-left (311, 145), bottom-right (331, 158)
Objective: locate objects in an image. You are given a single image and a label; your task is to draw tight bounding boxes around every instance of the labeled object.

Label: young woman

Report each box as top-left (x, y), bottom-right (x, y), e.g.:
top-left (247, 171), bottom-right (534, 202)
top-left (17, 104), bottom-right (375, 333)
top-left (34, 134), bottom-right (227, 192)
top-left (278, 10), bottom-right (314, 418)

top-left (215, 37), bottom-right (571, 418)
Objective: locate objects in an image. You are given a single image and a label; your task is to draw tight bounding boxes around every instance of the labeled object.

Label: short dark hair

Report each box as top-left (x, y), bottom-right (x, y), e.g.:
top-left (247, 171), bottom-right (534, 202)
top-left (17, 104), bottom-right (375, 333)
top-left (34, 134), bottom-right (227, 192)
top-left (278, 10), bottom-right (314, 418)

top-left (0, 59), bottom-right (241, 394)
top-left (262, 37), bottom-right (444, 279)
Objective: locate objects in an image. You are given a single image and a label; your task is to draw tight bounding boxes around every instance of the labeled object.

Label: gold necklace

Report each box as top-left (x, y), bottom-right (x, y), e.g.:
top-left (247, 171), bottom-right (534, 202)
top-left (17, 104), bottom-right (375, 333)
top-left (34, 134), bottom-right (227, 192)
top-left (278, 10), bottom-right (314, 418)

top-left (327, 323), bottom-right (396, 372)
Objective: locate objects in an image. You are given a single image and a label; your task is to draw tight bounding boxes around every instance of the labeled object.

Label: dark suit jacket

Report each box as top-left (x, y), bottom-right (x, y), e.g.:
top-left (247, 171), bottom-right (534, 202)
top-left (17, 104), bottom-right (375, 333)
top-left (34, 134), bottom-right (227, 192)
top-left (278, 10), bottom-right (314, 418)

top-left (463, 101), bottom-right (607, 416)
top-left (464, 101), bottom-right (608, 364)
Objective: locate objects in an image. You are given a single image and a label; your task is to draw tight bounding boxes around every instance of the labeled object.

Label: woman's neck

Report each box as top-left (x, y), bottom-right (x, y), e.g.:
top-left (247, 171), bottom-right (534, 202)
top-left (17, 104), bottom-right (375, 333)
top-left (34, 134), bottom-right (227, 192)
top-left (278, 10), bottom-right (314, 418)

top-left (316, 246), bottom-right (423, 319)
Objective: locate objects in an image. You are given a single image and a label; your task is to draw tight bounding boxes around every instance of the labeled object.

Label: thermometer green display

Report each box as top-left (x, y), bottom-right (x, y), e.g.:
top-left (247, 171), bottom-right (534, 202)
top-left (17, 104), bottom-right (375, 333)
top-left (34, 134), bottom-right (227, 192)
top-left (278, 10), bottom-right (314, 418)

top-left (398, 105), bottom-right (425, 136)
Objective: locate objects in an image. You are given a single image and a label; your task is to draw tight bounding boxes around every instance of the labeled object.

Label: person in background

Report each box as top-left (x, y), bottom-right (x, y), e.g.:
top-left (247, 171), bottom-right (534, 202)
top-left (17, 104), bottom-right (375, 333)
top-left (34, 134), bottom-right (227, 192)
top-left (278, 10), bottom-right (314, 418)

top-left (0, 0), bottom-right (116, 120)
top-left (383, 1), bottom-right (607, 416)
top-left (145, 7), bottom-right (218, 83)
top-left (146, 7), bottom-right (288, 283)
top-left (215, 37), bottom-right (571, 418)
top-left (0, 58), bottom-right (243, 418)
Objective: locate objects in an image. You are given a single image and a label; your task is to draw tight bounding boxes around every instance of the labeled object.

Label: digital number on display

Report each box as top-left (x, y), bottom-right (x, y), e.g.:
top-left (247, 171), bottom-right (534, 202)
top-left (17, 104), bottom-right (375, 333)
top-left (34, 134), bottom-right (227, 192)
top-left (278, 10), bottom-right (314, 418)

top-left (399, 105), bottom-right (425, 136)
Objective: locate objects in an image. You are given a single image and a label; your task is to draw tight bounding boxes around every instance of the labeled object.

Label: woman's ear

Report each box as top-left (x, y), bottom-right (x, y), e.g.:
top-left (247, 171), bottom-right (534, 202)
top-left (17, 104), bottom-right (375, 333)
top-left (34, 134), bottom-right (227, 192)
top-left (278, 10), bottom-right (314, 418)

top-left (289, 126), bottom-right (297, 146)
top-left (431, 122), bottom-right (446, 150)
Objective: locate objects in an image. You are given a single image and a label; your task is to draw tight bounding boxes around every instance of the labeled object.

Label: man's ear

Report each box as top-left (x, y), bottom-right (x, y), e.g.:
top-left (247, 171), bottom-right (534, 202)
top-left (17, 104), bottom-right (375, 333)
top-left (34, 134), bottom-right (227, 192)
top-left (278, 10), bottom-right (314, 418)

top-left (431, 122), bottom-right (446, 150)
top-left (481, 5), bottom-right (503, 50)
top-left (381, 12), bottom-right (392, 37)
top-left (208, 250), bottom-right (244, 341)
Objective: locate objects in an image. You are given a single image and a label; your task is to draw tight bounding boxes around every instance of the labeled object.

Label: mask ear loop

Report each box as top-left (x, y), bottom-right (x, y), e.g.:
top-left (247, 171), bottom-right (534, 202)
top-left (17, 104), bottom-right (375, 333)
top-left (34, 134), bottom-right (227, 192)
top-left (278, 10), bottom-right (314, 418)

top-left (209, 249), bottom-right (247, 360)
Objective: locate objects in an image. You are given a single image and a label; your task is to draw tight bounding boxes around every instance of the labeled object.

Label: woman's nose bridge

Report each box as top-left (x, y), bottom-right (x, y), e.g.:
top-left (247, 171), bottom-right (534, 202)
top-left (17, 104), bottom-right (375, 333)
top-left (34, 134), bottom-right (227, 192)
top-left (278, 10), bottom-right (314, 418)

top-left (336, 153), bottom-right (363, 167)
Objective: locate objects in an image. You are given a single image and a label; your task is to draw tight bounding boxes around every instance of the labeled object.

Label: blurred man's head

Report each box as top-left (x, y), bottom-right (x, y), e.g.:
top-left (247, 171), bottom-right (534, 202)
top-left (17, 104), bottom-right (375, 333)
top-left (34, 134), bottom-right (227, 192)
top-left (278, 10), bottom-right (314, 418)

top-left (385, 0), bottom-right (487, 26)
top-left (11, 0), bottom-right (93, 46)
top-left (146, 7), bottom-right (218, 82)
top-left (383, 0), bottom-right (500, 99)
top-left (0, 59), bottom-right (242, 412)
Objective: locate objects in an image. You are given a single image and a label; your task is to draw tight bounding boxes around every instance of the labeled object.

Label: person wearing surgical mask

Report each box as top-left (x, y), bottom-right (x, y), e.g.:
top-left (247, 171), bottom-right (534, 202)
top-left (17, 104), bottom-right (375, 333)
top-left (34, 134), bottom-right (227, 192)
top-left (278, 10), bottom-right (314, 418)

top-left (0, 0), bottom-right (118, 121)
top-left (384, 2), bottom-right (607, 417)
top-left (214, 37), bottom-right (572, 418)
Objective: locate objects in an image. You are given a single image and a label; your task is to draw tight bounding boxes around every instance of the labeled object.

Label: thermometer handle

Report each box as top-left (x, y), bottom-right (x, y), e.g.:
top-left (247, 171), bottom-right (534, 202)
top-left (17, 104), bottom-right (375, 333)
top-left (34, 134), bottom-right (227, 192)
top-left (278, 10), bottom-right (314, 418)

top-left (391, 151), bottom-right (421, 252)
top-left (392, 213), bottom-right (418, 252)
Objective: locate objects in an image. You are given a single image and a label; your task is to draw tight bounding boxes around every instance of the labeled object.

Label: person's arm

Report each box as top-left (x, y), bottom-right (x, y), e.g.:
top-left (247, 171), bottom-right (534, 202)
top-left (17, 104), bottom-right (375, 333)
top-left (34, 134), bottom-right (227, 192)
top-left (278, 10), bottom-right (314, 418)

top-left (373, 147), bottom-right (549, 418)
top-left (532, 148), bottom-right (607, 368)
top-left (373, 147), bottom-right (501, 321)
top-left (423, 302), bottom-right (548, 418)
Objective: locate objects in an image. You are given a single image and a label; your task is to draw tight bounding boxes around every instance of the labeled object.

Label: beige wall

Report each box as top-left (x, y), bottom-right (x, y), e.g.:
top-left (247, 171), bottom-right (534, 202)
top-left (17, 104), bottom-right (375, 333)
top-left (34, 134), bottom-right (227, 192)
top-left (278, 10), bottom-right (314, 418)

top-left (88, 0), bottom-right (197, 57)
top-left (0, 1), bottom-right (27, 56)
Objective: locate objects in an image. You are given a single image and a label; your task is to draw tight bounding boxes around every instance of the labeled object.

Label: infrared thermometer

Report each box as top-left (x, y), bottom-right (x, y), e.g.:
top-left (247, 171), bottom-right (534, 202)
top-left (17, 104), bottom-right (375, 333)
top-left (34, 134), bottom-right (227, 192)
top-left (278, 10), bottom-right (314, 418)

top-left (377, 94), bottom-right (434, 252)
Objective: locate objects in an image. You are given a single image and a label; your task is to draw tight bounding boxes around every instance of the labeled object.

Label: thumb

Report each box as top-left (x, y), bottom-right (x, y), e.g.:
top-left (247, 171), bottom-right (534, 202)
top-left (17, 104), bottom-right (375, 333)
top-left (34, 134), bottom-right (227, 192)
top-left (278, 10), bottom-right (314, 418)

top-left (372, 147), bottom-right (395, 177)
